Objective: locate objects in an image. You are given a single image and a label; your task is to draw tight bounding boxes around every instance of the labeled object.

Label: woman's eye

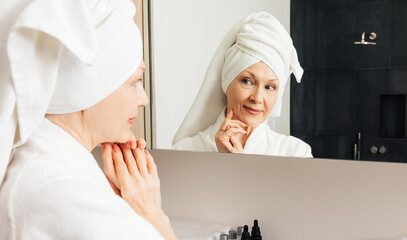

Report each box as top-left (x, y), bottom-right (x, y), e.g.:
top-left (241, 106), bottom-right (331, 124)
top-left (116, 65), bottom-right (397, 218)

top-left (265, 85), bottom-right (275, 90)
top-left (241, 78), bottom-right (252, 85)
top-left (133, 79), bottom-right (142, 86)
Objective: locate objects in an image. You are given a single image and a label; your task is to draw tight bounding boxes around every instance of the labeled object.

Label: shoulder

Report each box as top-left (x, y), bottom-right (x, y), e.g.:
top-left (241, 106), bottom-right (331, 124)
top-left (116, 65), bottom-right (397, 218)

top-left (172, 122), bottom-right (219, 152)
top-left (172, 109), bottom-right (225, 152)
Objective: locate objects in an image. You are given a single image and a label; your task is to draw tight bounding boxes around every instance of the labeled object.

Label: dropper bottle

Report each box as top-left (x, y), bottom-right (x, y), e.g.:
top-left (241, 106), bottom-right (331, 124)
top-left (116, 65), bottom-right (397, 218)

top-left (250, 219), bottom-right (262, 240)
top-left (241, 225), bottom-right (251, 240)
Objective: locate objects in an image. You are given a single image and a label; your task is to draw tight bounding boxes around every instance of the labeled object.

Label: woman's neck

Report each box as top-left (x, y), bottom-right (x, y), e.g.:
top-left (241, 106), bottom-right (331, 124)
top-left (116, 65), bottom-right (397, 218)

top-left (45, 113), bottom-right (97, 152)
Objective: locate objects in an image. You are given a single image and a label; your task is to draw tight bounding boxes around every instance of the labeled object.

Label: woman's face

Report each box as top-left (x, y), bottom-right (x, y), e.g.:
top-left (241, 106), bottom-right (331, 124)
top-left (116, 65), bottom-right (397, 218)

top-left (86, 61), bottom-right (148, 143)
top-left (226, 61), bottom-right (279, 128)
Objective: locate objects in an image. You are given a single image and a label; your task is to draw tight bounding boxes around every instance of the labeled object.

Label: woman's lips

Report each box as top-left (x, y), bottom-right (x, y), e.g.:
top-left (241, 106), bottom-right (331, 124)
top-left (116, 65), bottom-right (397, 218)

top-left (244, 106), bottom-right (262, 115)
top-left (127, 116), bottom-right (137, 125)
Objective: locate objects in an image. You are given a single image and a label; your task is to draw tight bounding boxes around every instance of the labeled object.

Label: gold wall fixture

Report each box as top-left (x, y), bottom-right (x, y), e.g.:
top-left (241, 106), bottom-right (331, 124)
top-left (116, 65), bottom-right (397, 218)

top-left (354, 32), bottom-right (377, 45)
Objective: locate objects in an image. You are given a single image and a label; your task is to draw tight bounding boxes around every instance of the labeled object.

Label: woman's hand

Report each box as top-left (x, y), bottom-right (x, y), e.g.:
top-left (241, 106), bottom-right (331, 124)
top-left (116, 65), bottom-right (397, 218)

top-left (102, 137), bottom-right (145, 195)
top-left (101, 140), bottom-right (177, 239)
top-left (102, 140), bottom-right (162, 219)
top-left (215, 110), bottom-right (247, 153)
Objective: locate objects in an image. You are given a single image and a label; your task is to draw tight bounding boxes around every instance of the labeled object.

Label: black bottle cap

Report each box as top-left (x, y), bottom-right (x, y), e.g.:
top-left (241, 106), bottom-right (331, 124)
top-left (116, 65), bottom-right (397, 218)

top-left (241, 225), bottom-right (251, 240)
top-left (251, 219), bottom-right (262, 240)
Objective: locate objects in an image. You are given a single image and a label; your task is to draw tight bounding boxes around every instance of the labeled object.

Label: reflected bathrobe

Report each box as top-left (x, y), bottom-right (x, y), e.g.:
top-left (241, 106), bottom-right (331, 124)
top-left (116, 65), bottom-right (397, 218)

top-left (0, 118), bottom-right (164, 240)
top-left (173, 111), bottom-right (312, 157)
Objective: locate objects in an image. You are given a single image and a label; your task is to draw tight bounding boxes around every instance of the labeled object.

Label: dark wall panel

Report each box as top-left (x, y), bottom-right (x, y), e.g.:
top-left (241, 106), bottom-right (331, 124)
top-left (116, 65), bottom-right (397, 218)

top-left (356, 1), bottom-right (391, 69)
top-left (324, 6), bottom-right (357, 70)
top-left (291, 0), bottom-right (407, 162)
top-left (392, 0), bottom-right (407, 68)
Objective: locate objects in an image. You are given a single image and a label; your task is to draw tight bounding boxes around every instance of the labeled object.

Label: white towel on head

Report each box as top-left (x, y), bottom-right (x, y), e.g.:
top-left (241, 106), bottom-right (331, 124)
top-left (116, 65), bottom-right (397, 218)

top-left (173, 12), bottom-right (303, 145)
top-left (0, 0), bottom-right (142, 184)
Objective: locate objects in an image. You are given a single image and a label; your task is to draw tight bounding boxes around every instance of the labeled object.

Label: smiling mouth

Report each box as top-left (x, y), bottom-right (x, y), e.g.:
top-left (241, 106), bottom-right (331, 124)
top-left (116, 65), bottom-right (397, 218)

top-left (243, 106), bottom-right (263, 115)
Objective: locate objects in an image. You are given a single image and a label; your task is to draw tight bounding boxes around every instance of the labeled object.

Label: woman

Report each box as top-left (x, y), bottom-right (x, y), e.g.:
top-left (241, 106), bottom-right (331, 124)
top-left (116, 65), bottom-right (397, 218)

top-left (172, 12), bottom-right (312, 157)
top-left (0, 1), bottom-right (176, 239)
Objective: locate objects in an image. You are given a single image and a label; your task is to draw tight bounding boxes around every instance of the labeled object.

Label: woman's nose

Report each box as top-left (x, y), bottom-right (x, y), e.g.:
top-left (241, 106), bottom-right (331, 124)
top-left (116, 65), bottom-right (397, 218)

top-left (249, 88), bottom-right (263, 104)
top-left (139, 88), bottom-right (149, 107)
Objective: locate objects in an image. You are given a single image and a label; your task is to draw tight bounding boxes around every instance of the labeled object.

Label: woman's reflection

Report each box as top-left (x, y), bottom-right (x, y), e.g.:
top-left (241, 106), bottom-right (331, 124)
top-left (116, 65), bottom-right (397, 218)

top-left (172, 12), bottom-right (312, 157)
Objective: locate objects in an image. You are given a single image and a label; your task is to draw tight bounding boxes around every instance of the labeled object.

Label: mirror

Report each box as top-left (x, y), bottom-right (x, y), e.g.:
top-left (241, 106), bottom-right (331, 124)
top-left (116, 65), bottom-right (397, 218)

top-left (150, 0), bottom-right (407, 162)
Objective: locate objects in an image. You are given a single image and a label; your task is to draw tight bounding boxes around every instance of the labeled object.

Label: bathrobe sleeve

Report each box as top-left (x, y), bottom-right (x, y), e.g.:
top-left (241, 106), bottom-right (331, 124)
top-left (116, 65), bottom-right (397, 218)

top-left (172, 121), bottom-right (218, 152)
top-left (172, 131), bottom-right (216, 152)
top-left (10, 166), bottom-right (164, 240)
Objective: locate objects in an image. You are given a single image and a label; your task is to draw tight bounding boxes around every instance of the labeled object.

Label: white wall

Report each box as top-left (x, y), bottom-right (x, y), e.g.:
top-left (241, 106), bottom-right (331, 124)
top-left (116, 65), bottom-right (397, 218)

top-left (152, 0), bottom-right (291, 149)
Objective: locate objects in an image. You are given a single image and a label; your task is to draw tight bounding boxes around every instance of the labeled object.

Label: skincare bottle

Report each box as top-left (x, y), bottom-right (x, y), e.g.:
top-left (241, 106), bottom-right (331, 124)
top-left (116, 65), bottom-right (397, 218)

top-left (250, 219), bottom-right (262, 240)
top-left (241, 225), bottom-right (251, 240)
top-left (237, 226), bottom-right (244, 240)
top-left (220, 233), bottom-right (229, 240)
top-left (229, 230), bottom-right (237, 240)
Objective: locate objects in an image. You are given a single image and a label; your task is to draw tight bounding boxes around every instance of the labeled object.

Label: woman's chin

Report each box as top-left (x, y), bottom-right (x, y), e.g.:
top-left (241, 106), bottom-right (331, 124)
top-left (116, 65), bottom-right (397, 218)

top-left (240, 115), bottom-right (266, 127)
top-left (106, 131), bottom-right (133, 144)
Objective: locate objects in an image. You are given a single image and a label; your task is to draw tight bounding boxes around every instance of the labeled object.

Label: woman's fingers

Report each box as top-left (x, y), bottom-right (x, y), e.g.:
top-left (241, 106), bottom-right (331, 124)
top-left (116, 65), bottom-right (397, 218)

top-left (119, 143), bottom-right (139, 176)
top-left (220, 119), bottom-right (247, 132)
top-left (137, 138), bottom-right (147, 150)
top-left (220, 138), bottom-right (238, 153)
top-left (228, 119), bottom-right (247, 128)
top-left (128, 133), bottom-right (137, 149)
top-left (224, 109), bottom-right (246, 127)
top-left (145, 150), bottom-right (158, 175)
top-left (223, 122), bottom-right (247, 132)
top-left (102, 143), bottom-right (120, 187)
top-left (102, 143), bottom-right (113, 173)
top-left (222, 127), bottom-right (247, 137)
top-left (133, 148), bottom-right (148, 177)
top-left (106, 176), bottom-right (121, 196)
top-left (225, 109), bottom-right (234, 120)
top-left (220, 121), bottom-right (247, 133)
top-left (112, 144), bottom-right (131, 183)
top-left (230, 135), bottom-right (243, 152)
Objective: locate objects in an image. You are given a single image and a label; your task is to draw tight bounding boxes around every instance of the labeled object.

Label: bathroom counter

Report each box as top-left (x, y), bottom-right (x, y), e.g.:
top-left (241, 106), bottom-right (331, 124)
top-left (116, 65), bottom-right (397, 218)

top-left (152, 149), bottom-right (407, 240)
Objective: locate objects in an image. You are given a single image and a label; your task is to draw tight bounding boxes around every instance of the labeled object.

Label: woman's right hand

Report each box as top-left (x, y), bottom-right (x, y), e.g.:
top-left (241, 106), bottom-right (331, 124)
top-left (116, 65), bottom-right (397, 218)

top-left (215, 110), bottom-right (247, 153)
top-left (102, 142), bottom-right (177, 240)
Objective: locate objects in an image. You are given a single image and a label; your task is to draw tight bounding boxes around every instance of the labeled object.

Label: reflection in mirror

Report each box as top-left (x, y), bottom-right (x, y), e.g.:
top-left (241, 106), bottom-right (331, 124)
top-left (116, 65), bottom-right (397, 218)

top-left (152, 0), bottom-right (406, 162)
top-left (171, 12), bottom-right (312, 158)
top-left (290, 0), bottom-right (407, 162)
top-left (152, 0), bottom-right (295, 152)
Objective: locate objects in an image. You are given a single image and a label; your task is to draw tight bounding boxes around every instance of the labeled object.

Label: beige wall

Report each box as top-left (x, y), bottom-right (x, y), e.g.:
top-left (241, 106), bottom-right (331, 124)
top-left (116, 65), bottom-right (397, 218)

top-left (151, 149), bottom-right (407, 240)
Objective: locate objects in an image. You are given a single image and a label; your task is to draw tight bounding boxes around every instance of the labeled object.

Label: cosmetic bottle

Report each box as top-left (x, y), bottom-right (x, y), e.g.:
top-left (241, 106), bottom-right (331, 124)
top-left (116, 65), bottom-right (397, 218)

top-left (220, 233), bottom-right (229, 240)
top-left (250, 219), bottom-right (262, 240)
top-left (229, 230), bottom-right (237, 240)
top-left (237, 226), bottom-right (244, 240)
top-left (241, 225), bottom-right (251, 240)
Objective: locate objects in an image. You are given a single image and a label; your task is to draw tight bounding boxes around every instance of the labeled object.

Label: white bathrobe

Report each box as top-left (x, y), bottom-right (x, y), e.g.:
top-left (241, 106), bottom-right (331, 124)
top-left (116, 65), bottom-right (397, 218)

top-left (0, 118), bottom-right (164, 240)
top-left (173, 110), bottom-right (312, 157)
